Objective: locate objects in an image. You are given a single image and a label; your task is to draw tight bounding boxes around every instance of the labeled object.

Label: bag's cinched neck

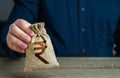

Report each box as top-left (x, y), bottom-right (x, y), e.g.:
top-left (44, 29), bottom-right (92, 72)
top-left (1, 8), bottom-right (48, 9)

top-left (31, 22), bottom-right (45, 36)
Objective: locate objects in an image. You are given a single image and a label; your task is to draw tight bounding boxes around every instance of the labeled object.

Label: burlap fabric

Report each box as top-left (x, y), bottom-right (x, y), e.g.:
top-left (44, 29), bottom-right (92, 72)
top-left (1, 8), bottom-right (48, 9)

top-left (24, 22), bottom-right (59, 72)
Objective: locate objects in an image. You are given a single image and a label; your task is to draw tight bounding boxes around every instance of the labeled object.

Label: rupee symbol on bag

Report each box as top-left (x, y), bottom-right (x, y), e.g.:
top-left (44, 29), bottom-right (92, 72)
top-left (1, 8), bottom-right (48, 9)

top-left (33, 41), bottom-right (49, 64)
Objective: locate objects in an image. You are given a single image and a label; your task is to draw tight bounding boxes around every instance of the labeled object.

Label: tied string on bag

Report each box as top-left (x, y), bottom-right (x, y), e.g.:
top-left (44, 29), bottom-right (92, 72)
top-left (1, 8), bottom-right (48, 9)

top-left (31, 23), bottom-right (49, 64)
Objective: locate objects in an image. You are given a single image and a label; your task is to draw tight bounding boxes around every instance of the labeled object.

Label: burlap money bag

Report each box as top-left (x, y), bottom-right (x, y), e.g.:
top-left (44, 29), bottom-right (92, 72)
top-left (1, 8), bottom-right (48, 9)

top-left (24, 22), bottom-right (59, 72)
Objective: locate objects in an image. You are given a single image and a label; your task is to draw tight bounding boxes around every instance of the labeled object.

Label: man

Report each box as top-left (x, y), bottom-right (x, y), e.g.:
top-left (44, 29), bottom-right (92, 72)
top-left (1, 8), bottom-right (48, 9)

top-left (1, 0), bottom-right (120, 57)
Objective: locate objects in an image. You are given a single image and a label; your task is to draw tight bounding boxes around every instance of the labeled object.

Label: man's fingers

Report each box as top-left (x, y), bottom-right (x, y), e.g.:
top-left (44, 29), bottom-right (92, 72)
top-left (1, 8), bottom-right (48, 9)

top-left (9, 23), bottom-right (31, 43)
top-left (42, 28), bottom-right (46, 33)
top-left (15, 19), bottom-right (34, 37)
top-left (6, 19), bottom-right (47, 53)
top-left (10, 45), bottom-right (25, 54)
top-left (7, 32), bottom-right (28, 53)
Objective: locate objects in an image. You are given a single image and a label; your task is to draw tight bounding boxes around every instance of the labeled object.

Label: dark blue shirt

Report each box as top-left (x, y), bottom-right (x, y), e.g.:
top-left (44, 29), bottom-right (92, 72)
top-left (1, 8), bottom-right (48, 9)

top-left (1, 0), bottom-right (120, 57)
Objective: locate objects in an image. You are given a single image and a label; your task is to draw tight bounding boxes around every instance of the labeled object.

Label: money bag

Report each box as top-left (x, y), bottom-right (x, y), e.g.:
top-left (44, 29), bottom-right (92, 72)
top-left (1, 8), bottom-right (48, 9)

top-left (24, 22), bottom-right (59, 72)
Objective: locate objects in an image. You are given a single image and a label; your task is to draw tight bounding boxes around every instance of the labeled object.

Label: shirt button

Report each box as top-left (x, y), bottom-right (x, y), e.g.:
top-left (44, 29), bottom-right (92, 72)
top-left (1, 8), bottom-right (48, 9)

top-left (82, 49), bottom-right (86, 53)
top-left (81, 28), bottom-right (85, 32)
top-left (81, 8), bottom-right (85, 12)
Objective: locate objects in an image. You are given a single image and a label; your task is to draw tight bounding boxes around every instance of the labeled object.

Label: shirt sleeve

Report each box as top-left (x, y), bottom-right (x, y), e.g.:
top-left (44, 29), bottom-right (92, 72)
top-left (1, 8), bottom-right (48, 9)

top-left (114, 18), bottom-right (120, 57)
top-left (0, 0), bottom-right (40, 57)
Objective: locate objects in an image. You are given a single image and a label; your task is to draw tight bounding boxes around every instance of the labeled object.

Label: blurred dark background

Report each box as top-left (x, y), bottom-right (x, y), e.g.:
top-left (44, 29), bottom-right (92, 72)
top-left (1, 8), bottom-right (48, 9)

top-left (0, 1), bottom-right (14, 56)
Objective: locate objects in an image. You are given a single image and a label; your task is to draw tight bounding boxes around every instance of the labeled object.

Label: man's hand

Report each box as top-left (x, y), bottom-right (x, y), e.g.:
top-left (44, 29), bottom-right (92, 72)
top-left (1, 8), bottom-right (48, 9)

top-left (6, 19), bottom-right (34, 53)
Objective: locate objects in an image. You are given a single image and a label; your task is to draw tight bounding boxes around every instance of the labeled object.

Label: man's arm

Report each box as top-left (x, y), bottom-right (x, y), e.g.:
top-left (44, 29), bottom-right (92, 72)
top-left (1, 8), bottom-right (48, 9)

top-left (1, 0), bottom-right (40, 57)
top-left (114, 18), bottom-right (120, 57)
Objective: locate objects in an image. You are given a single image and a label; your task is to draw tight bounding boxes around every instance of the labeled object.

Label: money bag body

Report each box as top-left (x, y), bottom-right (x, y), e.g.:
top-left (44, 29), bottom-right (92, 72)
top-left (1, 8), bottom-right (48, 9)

top-left (24, 22), bottom-right (59, 72)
